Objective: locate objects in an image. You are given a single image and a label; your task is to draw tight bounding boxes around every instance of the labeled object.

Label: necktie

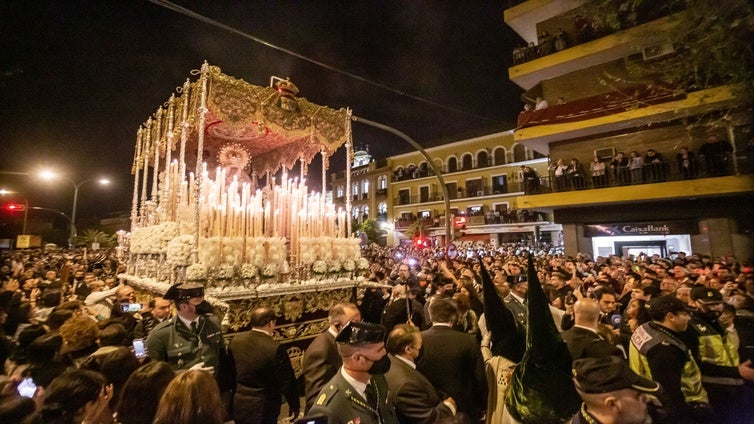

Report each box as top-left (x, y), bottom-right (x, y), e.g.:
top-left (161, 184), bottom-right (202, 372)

top-left (190, 321), bottom-right (199, 334)
top-left (365, 380), bottom-right (378, 410)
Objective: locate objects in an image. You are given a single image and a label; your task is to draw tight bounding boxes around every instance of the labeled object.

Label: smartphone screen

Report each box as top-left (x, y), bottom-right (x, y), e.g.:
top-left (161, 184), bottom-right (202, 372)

top-left (17, 377), bottom-right (37, 398)
top-left (121, 303), bottom-right (142, 313)
top-left (133, 339), bottom-right (146, 358)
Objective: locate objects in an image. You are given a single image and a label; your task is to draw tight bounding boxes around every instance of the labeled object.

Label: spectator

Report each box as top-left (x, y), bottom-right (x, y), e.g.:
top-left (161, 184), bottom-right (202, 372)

top-left (644, 149), bottom-right (666, 182)
top-left (589, 156), bottom-right (607, 188)
top-left (676, 146), bottom-right (699, 179)
top-left (38, 369), bottom-right (113, 424)
top-left (535, 96), bottom-right (549, 110)
top-left (628, 151), bottom-right (644, 184)
top-left (610, 152), bottom-right (629, 185)
top-left (115, 361), bottom-right (176, 424)
top-left (153, 370), bottom-right (225, 424)
top-left (59, 315), bottom-right (100, 367)
top-left (561, 298), bottom-right (625, 360)
top-left (567, 158), bottom-right (586, 190)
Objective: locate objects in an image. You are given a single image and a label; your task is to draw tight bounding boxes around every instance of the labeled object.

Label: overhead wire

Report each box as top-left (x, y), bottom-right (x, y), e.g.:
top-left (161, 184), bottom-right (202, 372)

top-left (149, 0), bottom-right (499, 122)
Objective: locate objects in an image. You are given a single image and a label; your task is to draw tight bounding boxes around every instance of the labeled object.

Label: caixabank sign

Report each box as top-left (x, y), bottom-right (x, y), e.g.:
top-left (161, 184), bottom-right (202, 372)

top-left (583, 221), bottom-right (698, 237)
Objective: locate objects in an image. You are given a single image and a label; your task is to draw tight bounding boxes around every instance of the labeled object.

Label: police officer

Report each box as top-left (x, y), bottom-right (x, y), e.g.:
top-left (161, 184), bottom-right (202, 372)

top-left (307, 321), bottom-right (399, 424)
top-left (681, 287), bottom-right (754, 422)
top-left (629, 295), bottom-right (710, 423)
top-left (145, 283), bottom-right (224, 374)
top-left (571, 356), bottom-right (660, 424)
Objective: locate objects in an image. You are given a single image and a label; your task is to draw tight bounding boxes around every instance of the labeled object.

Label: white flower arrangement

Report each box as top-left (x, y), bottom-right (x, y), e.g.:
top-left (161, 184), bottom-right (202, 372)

top-left (328, 260), bottom-right (342, 274)
top-left (312, 260), bottom-right (327, 274)
top-left (240, 263), bottom-right (259, 279)
top-left (356, 257), bottom-right (370, 271)
top-left (262, 263), bottom-right (278, 279)
top-left (214, 265), bottom-right (235, 280)
top-left (342, 259), bottom-right (356, 272)
top-left (186, 263), bottom-right (208, 281)
top-left (166, 235), bottom-right (194, 266)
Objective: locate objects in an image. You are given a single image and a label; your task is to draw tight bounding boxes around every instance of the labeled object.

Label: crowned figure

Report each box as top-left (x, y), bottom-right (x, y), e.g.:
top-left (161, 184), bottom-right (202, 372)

top-left (218, 143), bottom-right (252, 187)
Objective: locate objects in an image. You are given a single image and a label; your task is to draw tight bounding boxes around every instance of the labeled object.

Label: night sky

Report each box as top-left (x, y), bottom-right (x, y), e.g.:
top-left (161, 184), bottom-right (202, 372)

top-left (0, 1), bottom-right (523, 221)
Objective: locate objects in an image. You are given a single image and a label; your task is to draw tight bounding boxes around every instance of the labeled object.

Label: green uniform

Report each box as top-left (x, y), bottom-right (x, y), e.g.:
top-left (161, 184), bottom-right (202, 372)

top-left (308, 370), bottom-right (399, 424)
top-left (145, 314), bottom-right (223, 372)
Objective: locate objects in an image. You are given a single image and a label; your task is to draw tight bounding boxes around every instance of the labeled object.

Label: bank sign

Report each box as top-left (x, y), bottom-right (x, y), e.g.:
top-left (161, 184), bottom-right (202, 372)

top-left (584, 221), bottom-right (697, 237)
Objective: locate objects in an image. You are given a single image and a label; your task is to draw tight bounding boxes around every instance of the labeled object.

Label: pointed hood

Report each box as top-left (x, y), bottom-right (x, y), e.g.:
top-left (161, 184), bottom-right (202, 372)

top-left (505, 254), bottom-right (580, 423)
top-left (480, 263), bottom-right (525, 362)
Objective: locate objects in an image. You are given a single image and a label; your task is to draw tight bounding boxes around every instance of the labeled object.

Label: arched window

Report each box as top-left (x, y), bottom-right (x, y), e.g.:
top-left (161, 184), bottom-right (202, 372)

top-left (336, 185), bottom-right (344, 198)
top-left (493, 147), bottom-right (506, 165)
top-left (362, 205), bottom-right (369, 219)
top-left (378, 202), bottom-right (387, 214)
top-left (362, 179), bottom-right (369, 194)
top-left (477, 150), bottom-right (489, 168)
top-left (513, 144), bottom-right (527, 162)
top-left (352, 183), bottom-right (359, 196)
top-left (448, 157), bottom-right (458, 173)
top-left (462, 154), bottom-right (473, 170)
top-left (378, 175), bottom-right (387, 189)
top-left (352, 207), bottom-right (360, 219)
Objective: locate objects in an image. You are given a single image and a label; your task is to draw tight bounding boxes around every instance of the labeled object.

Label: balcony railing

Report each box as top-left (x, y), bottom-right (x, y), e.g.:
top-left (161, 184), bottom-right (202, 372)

top-left (522, 155), bottom-right (751, 195)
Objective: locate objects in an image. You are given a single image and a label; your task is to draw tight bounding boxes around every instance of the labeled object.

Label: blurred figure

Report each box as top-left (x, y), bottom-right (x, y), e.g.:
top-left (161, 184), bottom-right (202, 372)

top-left (38, 369), bottom-right (113, 424)
top-left (116, 361), bottom-right (176, 424)
top-left (153, 370), bottom-right (224, 424)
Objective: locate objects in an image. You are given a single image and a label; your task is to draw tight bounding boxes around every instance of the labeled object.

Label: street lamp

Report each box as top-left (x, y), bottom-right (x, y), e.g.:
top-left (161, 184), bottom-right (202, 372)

top-left (38, 170), bottom-right (111, 248)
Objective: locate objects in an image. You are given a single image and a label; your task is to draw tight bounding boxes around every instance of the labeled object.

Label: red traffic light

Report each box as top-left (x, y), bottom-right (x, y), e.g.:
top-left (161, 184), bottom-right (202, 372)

top-left (5, 203), bottom-right (26, 212)
top-left (414, 237), bottom-right (430, 248)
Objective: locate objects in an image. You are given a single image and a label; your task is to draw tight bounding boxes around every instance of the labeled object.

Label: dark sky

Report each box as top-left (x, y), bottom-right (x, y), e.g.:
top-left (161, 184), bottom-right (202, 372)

top-left (0, 0), bottom-right (523, 220)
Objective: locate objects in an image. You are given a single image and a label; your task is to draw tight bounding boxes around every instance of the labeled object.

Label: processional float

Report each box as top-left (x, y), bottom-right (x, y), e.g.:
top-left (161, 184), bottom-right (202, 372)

top-left (119, 63), bottom-right (373, 356)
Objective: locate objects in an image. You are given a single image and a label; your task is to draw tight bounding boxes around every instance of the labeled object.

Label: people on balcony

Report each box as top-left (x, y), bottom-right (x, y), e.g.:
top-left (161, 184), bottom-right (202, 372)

top-left (535, 96), bottom-right (549, 110)
top-left (522, 166), bottom-right (540, 194)
top-left (590, 156), bottom-right (607, 188)
top-left (550, 158), bottom-right (568, 191)
top-left (644, 149), bottom-right (667, 182)
top-left (628, 151), bottom-right (644, 185)
top-left (676, 146), bottom-right (699, 179)
top-left (610, 152), bottom-right (630, 186)
top-left (566, 158), bottom-right (586, 190)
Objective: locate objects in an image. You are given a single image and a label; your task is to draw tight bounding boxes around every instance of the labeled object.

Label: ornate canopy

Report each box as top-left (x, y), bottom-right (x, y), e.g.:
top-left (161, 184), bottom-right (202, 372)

top-left (133, 64), bottom-right (351, 177)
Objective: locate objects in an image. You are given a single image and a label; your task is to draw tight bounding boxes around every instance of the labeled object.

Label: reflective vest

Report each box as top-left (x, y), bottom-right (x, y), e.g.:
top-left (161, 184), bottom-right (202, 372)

top-left (630, 322), bottom-right (708, 404)
top-left (690, 315), bottom-right (742, 386)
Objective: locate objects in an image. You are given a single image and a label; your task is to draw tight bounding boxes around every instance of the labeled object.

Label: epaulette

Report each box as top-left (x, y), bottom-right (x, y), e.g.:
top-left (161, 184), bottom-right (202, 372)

top-left (315, 383), bottom-right (339, 407)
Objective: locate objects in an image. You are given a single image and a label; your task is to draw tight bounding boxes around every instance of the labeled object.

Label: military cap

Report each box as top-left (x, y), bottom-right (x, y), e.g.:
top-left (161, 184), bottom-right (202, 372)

top-left (163, 283), bottom-right (204, 301)
top-left (691, 286), bottom-right (724, 304)
top-left (573, 356), bottom-right (660, 394)
top-left (335, 321), bottom-right (386, 345)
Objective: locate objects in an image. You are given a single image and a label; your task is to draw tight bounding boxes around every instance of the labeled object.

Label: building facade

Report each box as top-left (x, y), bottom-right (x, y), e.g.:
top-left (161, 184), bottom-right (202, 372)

top-left (505, 0), bottom-right (754, 259)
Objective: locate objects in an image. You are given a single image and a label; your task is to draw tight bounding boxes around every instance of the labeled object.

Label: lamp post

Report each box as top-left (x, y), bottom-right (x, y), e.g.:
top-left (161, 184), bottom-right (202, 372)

top-left (38, 171), bottom-right (110, 249)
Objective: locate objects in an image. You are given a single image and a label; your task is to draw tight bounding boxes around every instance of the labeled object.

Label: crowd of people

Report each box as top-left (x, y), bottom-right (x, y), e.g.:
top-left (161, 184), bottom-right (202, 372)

top-left (0, 244), bottom-right (752, 423)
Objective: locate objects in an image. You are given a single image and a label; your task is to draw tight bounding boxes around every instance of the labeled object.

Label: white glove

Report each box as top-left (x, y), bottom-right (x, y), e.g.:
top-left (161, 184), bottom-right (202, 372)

top-left (189, 362), bottom-right (215, 374)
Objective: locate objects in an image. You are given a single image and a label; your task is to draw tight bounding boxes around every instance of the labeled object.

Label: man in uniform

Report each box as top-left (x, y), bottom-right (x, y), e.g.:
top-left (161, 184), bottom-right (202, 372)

top-left (307, 321), bottom-right (399, 424)
top-left (629, 295), bottom-right (710, 422)
top-left (571, 356), bottom-right (660, 424)
top-left (145, 283), bottom-right (224, 375)
top-left (681, 287), bottom-right (754, 422)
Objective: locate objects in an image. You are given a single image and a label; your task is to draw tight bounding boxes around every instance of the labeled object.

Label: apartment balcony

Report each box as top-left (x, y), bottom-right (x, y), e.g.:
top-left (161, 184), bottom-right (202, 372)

top-left (375, 188), bottom-right (388, 196)
top-left (515, 85), bottom-right (740, 155)
top-left (516, 165), bottom-right (754, 210)
top-left (509, 14), bottom-right (679, 91)
top-left (504, 0), bottom-right (584, 44)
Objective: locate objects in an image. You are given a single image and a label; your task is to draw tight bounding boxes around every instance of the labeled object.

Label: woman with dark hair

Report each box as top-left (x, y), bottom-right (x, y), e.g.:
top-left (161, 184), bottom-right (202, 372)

top-left (81, 346), bottom-right (140, 411)
top-left (460, 283), bottom-right (484, 317)
top-left (4, 324), bottom-right (46, 377)
top-left (24, 332), bottom-right (71, 389)
top-left (39, 369), bottom-right (113, 424)
top-left (0, 395), bottom-right (37, 423)
top-left (153, 370), bottom-right (224, 424)
top-left (115, 361), bottom-right (175, 424)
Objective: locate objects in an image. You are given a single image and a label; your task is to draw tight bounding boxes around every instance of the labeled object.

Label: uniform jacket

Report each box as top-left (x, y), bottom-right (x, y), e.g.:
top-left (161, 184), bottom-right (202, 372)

top-left (504, 294), bottom-right (527, 331)
top-left (416, 325), bottom-right (487, 422)
top-left (383, 354), bottom-right (453, 423)
top-left (145, 314), bottom-right (223, 372)
top-left (229, 329), bottom-right (300, 424)
top-left (303, 330), bottom-right (341, 413)
top-left (308, 370), bottom-right (399, 424)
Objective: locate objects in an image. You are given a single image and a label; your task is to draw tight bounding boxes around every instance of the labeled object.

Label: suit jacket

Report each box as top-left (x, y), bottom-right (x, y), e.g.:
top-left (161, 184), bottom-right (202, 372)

top-left (561, 326), bottom-right (623, 360)
top-left (308, 370), bottom-right (399, 424)
top-left (229, 329), bottom-right (300, 424)
top-left (303, 330), bottom-right (341, 412)
top-left (381, 297), bottom-right (426, 334)
top-left (504, 294), bottom-right (527, 331)
top-left (416, 325), bottom-right (487, 422)
top-left (384, 354), bottom-right (453, 423)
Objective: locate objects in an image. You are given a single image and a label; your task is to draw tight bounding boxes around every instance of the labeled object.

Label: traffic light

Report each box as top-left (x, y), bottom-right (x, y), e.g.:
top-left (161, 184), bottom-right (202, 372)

top-left (4, 203), bottom-right (26, 212)
top-left (413, 236), bottom-right (430, 248)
